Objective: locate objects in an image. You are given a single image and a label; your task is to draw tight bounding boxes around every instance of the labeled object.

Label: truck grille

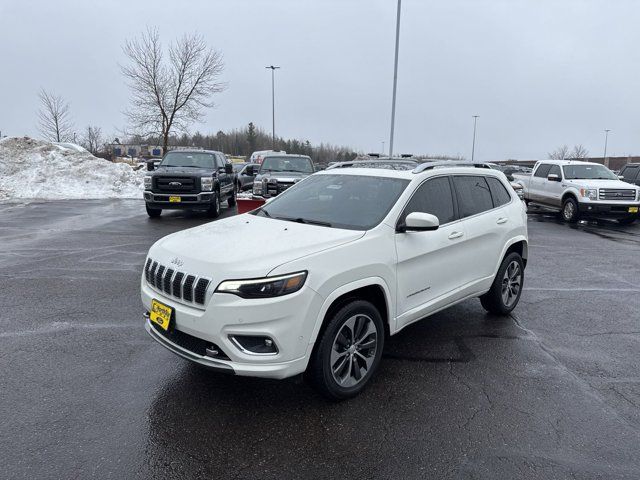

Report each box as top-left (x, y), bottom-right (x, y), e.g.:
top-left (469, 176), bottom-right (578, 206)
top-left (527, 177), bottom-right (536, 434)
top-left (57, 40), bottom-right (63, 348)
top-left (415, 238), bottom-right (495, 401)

top-left (599, 188), bottom-right (636, 201)
top-left (264, 179), bottom-right (295, 197)
top-left (153, 176), bottom-right (199, 194)
top-left (277, 182), bottom-right (295, 194)
top-left (144, 258), bottom-right (211, 306)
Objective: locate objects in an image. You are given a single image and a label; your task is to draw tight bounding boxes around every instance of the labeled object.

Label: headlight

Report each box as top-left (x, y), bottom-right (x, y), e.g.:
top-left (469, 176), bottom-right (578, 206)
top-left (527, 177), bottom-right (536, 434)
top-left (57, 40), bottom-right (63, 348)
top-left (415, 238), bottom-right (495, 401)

top-left (580, 188), bottom-right (597, 200)
top-left (253, 181), bottom-right (262, 195)
top-left (216, 271), bottom-right (307, 299)
top-left (144, 175), bottom-right (152, 190)
top-left (201, 177), bottom-right (213, 192)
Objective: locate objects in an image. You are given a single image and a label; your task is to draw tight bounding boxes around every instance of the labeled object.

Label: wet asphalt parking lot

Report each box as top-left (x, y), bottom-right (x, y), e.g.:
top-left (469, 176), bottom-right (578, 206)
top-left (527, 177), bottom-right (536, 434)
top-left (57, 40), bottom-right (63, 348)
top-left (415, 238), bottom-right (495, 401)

top-left (0, 199), bottom-right (639, 480)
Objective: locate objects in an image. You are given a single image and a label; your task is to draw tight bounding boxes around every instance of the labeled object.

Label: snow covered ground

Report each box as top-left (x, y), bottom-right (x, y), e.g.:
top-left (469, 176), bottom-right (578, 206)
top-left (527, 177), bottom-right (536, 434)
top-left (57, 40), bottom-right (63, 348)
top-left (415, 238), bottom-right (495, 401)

top-left (0, 137), bottom-right (144, 200)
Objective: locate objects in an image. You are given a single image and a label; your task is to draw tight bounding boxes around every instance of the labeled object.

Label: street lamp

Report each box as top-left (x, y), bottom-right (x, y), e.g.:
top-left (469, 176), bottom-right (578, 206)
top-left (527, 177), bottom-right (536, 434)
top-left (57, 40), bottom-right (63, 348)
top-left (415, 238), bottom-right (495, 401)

top-left (471, 115), bottom-right (479, 162)
top-left (265, 65), bottom-right (280, 149)
top-left (388, 0), bottom-right (402, 158)
top-left (603, 129), bottom-right (611, 167)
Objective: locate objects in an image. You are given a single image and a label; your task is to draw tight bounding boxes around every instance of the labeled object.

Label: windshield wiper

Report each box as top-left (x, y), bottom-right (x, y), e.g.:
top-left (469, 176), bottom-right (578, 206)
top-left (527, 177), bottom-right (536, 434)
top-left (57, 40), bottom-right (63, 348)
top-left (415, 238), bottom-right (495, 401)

top-left (275, 216), bottom-right (332, 227)
top-left (256, 208), bottom-right (271, 218)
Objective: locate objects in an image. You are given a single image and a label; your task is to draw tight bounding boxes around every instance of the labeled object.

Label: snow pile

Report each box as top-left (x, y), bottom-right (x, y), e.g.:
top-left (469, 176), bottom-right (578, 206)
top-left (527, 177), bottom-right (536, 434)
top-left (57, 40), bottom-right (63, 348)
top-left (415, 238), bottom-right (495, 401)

top-left (0, 137), bottom-right (145, 200)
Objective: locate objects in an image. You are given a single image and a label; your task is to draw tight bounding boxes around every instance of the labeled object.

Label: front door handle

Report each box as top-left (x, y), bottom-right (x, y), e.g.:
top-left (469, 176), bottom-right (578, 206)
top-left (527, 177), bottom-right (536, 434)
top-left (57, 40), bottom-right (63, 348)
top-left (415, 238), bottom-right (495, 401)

top-left (496, 217), bottom-right (508, 224)
top-left (448, 231), bottom-right (464, 240)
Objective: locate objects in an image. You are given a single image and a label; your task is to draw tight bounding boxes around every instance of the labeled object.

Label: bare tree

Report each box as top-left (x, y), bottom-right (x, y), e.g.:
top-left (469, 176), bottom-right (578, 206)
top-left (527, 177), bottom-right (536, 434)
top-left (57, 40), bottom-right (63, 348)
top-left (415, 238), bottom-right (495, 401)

top-left (120, 28), bottom-right (225, 151)
top-left (569, 144), bottom-right (589, 159)
top-left (81, 125), bottom-right (103, 155)
top-left (37, 89), bottom-right (74, 142)
top-left (548, 145), bottom-right (570, 160)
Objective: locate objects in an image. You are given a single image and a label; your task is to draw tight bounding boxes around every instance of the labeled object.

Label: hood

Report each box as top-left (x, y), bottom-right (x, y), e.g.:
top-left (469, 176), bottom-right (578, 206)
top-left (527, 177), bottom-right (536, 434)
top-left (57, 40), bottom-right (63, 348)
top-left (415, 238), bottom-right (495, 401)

top-left (565, 179), bottom-right (639, 190)
top-left (153, 166), bottom-right (213, 176)
top-left (255, 171), bottom-right (309, 182)
top-left (148, 214), bottom-right (364, 286)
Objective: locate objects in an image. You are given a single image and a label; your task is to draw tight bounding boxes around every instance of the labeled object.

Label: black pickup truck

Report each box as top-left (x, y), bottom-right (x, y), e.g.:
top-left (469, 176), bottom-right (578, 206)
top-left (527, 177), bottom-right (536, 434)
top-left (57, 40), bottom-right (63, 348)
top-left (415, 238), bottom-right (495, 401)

top-left (143, 149), bottom-right (235, 218)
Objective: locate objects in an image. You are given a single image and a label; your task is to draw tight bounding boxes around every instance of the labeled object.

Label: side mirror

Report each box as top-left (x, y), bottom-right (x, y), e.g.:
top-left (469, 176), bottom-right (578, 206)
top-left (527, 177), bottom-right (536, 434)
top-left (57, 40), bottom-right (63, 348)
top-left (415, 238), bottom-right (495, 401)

top-left (245, 165), bottom-right (254, 176)
top-left (399, 212), bottom-right (440, 232)
top-left (547, 174), bottom-right (561, 182)
top-left (146, 160), bottom-right (156, 171)
top-left (618, 175), bottom-right (625, 180)
top-left (225, 164), bottom-right (233, 174)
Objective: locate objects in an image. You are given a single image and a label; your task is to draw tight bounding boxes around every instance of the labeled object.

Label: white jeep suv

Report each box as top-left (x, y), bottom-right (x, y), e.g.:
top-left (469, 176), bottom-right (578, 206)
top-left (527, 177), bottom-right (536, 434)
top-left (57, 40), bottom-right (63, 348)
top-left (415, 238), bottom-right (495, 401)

top-left (142, 162), bottom-right (528, 399)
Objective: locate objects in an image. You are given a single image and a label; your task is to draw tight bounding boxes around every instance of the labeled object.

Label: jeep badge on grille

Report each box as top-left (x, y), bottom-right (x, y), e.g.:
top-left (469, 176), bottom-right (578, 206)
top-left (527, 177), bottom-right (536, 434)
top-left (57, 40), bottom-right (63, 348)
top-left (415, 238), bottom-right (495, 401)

top-left (170, 257), bottom-right (184, 267)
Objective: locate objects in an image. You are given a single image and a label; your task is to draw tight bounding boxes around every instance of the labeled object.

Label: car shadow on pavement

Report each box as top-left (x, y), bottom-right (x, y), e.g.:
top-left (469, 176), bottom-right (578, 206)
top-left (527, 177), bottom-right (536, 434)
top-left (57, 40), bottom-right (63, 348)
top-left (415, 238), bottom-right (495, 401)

top-left (140, 302), bottom-right (532, 478)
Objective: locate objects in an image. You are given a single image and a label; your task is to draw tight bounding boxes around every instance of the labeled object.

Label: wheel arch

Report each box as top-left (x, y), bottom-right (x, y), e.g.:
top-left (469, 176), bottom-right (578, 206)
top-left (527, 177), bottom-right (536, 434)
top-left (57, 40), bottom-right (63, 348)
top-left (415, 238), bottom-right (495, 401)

top-left (309, 278), bottom-right (393, 350)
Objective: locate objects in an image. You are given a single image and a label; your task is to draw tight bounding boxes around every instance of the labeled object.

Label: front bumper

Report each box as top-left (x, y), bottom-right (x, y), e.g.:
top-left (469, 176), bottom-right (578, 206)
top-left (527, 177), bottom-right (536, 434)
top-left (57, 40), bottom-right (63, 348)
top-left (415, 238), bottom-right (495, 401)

top-left (144, 191), bottom-right (213, 209)
top-left (578, 202), bottom-right (639, 218)
top-left (141, 280), bottom-right (324, 379)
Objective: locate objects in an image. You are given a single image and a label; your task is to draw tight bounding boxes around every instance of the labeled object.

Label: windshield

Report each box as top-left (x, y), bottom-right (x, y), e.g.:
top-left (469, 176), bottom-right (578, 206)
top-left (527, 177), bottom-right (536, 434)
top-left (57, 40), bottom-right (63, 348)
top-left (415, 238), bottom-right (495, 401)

top-left (260, 156), bottom-right (314, 174)
top-left (563, 164), bottom-right (617, 180)
top-left (160, 152), bottom-right (215, 169)
top-left (253, 174), bottom-right (409, 230)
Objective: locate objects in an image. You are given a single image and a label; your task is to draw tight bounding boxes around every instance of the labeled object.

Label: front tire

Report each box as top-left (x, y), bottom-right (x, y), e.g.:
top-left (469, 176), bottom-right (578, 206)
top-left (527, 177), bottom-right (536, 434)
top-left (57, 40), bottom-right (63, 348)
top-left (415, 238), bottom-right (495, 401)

top-left (145, 205), bottom-right (162, 218)
top-left (561, 197), bottom-right (580, 223)
top-left (617, 216), bottom-right (637, 225)
top-left (480, 252), bottom-right (524, 315)
top-left (206, 191), bottom-right (221, 218)
top-left (307, 300), bottom-right (384, 401)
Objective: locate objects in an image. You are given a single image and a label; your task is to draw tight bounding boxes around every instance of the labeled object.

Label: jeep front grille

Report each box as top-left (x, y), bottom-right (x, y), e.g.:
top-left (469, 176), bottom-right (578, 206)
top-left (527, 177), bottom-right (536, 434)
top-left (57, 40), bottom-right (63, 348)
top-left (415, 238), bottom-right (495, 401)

top-left (599, 188), bottom-right (636, 201)
top-left (144, 258), bottom-right (211, 306)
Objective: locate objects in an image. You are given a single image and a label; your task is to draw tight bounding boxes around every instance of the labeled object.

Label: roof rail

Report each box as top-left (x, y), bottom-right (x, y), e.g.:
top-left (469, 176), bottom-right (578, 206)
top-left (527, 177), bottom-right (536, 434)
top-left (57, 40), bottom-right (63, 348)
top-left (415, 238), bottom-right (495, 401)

top-left (325, 158), bottom-right (418, 171)
top-left (412, 161), bottom-right (491, 174)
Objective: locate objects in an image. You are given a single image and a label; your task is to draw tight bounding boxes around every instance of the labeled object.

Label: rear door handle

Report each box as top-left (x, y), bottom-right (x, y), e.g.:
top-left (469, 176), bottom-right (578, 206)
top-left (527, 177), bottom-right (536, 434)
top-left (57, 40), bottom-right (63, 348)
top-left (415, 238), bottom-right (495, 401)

top-left (496, 217), bottom-right (508, 224)
top-left (448, 231), bottom-right (464, 240)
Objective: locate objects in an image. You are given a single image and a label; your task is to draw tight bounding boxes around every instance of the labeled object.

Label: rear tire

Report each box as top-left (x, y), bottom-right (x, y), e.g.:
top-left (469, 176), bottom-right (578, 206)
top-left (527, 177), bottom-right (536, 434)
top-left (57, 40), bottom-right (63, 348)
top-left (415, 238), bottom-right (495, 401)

top-left (480, 252), bottom-right (524, 315)
top-left (561, 197), bottom-right (580, 223)
top-left (145, 205), bottom-right (161, 218)
top-left (307, 300), bottom-right (384, 401)
top-left (206, 191), bottom-right (221, 218)
top-left (227, 187), bottom-right (237, 207)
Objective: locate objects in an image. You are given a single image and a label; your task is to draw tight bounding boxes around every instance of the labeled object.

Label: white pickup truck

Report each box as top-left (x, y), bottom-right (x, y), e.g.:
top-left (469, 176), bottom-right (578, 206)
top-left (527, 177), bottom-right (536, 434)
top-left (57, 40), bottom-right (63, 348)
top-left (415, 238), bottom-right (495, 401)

top-left (513, 160), bottom-right (640, 224)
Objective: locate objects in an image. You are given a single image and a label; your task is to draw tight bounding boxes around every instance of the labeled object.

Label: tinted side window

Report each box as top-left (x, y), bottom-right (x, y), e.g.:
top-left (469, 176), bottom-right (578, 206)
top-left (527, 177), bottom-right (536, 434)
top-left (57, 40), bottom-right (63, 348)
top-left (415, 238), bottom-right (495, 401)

top-left (487, 177), bottom-right (512, 207)
top-left (534, 164), bottom-right (552, 178)
top-left (399, 176), bottom-right (456, 225)
top-left (453, 176), bottom-right (494, 218)
top-left (548, 165), bottom-right (561, 177)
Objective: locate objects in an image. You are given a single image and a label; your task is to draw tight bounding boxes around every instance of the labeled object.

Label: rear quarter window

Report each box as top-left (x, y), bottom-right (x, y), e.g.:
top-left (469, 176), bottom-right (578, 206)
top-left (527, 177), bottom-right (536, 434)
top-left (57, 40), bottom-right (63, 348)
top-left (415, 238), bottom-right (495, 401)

top-left (486, 177), bottom-right (512, 207)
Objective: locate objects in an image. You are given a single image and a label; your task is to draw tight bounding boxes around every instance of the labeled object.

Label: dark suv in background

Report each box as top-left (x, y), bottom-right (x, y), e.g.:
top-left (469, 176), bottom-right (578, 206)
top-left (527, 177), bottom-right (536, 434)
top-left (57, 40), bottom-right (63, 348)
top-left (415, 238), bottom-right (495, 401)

top-left (143, 150), bottom-right (235, 218)
top-left (620, 163), bottom-right (640, 187)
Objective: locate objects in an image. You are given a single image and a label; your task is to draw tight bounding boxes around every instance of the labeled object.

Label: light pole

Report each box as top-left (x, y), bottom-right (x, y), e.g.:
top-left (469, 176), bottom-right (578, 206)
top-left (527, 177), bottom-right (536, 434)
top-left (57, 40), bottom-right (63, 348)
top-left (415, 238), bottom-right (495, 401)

top-left (471, 115), bottom-right (479, 162)
top-left (603, 129), bottom-right (611, 167)
top-left (388, 0), bottom-right (402, 158)
top-left (381, 141), bottom-right (385, 154)
top-left (265, 65), bottom-right (280, 149)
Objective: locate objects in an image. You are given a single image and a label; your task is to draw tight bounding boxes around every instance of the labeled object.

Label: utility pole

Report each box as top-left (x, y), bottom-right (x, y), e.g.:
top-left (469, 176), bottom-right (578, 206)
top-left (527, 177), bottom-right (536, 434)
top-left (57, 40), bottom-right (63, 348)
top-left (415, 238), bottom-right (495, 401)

top-left (471, 115), bottom-right (479, 162)
top-left (388, 0), bottom-right (402, 158)
top-left (265, 65), bottom-right (280, 149)
top-left (603, 129), bottom-right (611, 168)
top-left (382, 141), bottom-right (385, 154)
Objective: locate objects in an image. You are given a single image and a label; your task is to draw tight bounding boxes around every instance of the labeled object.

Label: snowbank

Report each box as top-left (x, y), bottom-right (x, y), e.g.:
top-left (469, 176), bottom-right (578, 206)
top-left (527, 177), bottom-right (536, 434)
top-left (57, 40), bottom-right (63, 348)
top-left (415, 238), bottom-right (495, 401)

top-left (0, 137), bottom-right (144, 200)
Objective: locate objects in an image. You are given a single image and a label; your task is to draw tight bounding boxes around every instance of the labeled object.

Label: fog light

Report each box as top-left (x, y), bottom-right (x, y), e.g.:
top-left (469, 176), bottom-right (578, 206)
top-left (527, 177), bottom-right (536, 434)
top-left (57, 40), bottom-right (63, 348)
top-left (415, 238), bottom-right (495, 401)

top-left (229, 335), bottom-right (278, 355)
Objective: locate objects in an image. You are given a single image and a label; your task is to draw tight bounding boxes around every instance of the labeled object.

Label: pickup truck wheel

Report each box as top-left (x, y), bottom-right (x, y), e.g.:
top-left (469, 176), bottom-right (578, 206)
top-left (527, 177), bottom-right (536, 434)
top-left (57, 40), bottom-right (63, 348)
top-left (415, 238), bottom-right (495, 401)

top-left (227, 187), bottom-right (237, 207)
top-left (480, 252), bottom-right (524, 315)
top-left (206, 191), bottom-right (221, 218)
top-left (145, 205), bottom-right (162, 218)
top-left (307, 300), bottom-right (384, 401)
top-left (617, 216), bottom-right (637, 225)
top-left (561, 197), bottom-right (579, 223)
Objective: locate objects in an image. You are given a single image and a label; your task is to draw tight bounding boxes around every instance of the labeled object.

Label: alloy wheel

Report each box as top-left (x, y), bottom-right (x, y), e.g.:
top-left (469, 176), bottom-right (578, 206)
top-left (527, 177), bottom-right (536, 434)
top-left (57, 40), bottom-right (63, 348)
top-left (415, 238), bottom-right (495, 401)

top-left (501, 260), bottom-right (522, 308)
top-left (330, 314), bottom-right (378, 388)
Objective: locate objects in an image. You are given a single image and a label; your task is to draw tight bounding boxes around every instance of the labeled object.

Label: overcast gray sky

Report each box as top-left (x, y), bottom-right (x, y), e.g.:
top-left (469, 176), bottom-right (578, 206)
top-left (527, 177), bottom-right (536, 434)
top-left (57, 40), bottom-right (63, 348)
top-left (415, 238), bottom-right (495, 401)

top-left (1, 0), bottom-right (638, 160)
